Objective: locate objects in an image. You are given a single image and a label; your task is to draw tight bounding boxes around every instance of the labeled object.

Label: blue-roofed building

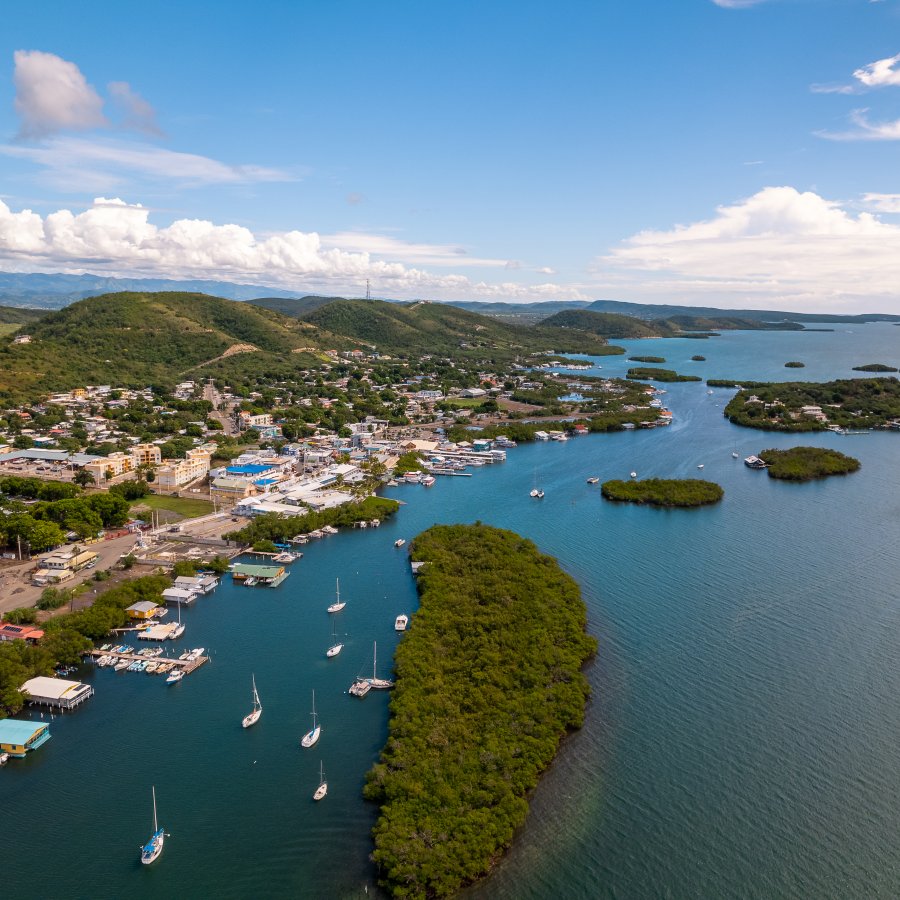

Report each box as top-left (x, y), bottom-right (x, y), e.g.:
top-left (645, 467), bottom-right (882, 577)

top-left (0, 719), bottom-right (51, 757)
top-left (226, 464), bottom-right (275, 477)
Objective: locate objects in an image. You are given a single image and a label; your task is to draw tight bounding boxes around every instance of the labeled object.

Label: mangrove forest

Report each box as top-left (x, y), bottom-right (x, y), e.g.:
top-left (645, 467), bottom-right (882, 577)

top-left (601, 478), bottom-right (724, 507)
top-left (364, 523), bottom-right (596, 898)
top-left (758, 446), bottom-right (861, 481)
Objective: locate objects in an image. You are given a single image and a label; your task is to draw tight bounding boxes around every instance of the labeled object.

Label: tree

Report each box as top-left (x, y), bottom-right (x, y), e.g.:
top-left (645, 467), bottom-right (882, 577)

top-left (73, 469), bottom-right (95, 488)
top-left (12, 434), bottom-right (34, 449)
top-left (122, 553), bottom-right (137, 570)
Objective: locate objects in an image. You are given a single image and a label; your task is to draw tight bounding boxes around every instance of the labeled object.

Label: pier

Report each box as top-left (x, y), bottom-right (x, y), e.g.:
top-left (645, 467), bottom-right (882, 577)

top-left (86, 649), bottom-right (208, 674)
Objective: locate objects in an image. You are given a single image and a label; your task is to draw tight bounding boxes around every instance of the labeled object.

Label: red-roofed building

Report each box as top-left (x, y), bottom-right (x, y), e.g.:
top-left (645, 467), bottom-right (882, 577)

top-left (0, 623), bottom-right (45, 643)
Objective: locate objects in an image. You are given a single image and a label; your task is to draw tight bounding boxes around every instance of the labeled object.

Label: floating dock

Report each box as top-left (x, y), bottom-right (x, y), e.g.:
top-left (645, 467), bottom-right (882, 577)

top-left (230, 563), bottom-right (289, 587)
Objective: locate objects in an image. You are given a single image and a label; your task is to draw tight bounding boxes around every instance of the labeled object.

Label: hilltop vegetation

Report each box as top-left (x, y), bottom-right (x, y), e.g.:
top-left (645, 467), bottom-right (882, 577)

top-left (0, 291), bottom-right (336, 402)
top-left (853, 363), bottom-right (898, 373)
top-left (601, 478), bottom-right (724, 507)
top-left (0, 305), bottom-right (45, 325)
top-left (365, 524), bottom-right (596, 898)
top-left (758, 447), bottom-right (860, 481)
top-left (542, 309), bottom-right (678, 338)
top-left (724, 378), bottom-right (900, 431)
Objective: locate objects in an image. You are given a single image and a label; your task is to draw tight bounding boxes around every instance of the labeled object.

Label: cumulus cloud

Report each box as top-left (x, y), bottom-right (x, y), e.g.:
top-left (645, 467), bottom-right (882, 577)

top-left (861, 192), bottom-right (900, 213)
top-left (0, 197), bottom-right (581, 301)
top-left (13, 50), bottom-right (107, 139)
top-left (603, 186), bottom-right (900, 310)
top-left (322, 231), bottom-right (505, 268)
top-left (107, 81), bottom-right (163, 137)
top-left (0, 137), bottom-right (291, 191)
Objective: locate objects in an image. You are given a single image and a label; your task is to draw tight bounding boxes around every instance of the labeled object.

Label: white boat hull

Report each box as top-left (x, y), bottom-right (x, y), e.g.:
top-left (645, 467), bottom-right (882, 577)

top-left (301, 725), bottom-right (321, 748)
top-left (326, 643), bottom-right (343, 658)
top-left (242, 709), bottom-right (262, 728)
top-left (314, 782), bottom-right (327, 801)
top-left (327, 602), bottom-right (346, 613)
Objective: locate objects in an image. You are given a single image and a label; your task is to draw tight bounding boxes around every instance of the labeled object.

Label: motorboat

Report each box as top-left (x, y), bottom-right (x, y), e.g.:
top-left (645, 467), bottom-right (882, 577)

top-left (586, 477), bottom-right (599, 484)
top-left (395, 615), bottom-right (409, 632)
top-left (394, 539), bottom-right (406, 548)
top-left (166, 669), bottom-right (184, 684)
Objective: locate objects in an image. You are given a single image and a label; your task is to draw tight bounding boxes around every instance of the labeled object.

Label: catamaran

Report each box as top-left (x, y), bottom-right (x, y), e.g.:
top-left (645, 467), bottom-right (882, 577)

top-left (242, 674), bottom-right (262, 728)
top-left (140, 786), bottom-right (165, 865)
top-left (326, 615), bottom-right (343, 658)
top-left (327, 578), bottom-right (346, 613)
top-left (313, 760), bottom-right (327, 801)
top-left (301, 690), bottom-right (321, 748)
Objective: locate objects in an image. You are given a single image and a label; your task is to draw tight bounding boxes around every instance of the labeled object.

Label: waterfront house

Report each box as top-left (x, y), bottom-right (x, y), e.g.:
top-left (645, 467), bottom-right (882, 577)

top-left (126, 601), bottom-right (160, 620)
top-left (20, 676), bottom-right (94, 710)
top-left (0, 719), bottom-right (51, 757)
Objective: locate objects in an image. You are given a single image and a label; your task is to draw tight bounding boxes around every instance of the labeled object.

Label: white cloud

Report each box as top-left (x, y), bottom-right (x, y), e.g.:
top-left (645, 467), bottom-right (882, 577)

top-left (853, 52), bottom-right (900, 88)
top-left (107, 81), bottom-right (163, 137)
top-left (13, 50), bottom-right (107, 139)
top-left (602, 186), bottom-right (900, 310)
top-left (322, 231), bottom-right (506, 268)
top-left (0, 197), bottom-right (582, 301)
top-left (711, 0), bottom-right (769, 7)
top-left (0, 137), bottom-right (291, 191)
top-left (861, 192), bottom-right (900, 213)
top-left (818, 108), bottom-right (900, 141)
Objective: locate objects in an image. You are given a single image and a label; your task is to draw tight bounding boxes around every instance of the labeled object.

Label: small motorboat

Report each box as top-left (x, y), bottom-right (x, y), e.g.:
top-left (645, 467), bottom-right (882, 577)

top-left (630, 472), bottom-right (637, 479)
top-left (697, 464), bottom-right (704, 470)
top-left (394, 539), bottom-right (406, 548)
top-left (586, 477), bottom-right (599, 484)
top-left (395, 614), bottom-right (409, 632)
top-left (166, 669), bottom-right (184, 684)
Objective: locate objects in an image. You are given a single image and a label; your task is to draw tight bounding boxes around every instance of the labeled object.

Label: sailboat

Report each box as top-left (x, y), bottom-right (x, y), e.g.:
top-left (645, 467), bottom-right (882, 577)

top-left (327, 578), bottom-right (346, 614)
top-left (171, 602), bottom-right (185, 640)
top-left (300, 689), bottom-right (321, 747)
top-left (140, 786), bottom-right (165, 865)
top-left (364, 641), bottom-right (394, 690)
top-left (326, 615), bottom-right (343, 658)
top-left (242, 674), bottom-right (262, 728)
top-left (313, 760), bottom-right (327, 801)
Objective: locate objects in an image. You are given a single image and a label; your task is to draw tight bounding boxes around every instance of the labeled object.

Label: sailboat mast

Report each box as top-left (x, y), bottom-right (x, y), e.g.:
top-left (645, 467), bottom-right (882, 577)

top-left (373, 641), bottom-right (377, 680)
top-left (152, 785), bottom-right (158, 832)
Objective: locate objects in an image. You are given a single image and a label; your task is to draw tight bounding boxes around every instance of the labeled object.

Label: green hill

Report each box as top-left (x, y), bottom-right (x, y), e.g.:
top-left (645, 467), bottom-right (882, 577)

top-left (299, 298), bottom-right (621, 357)
top-left (250, 294), bottom-right (347, 318)
top-left (0, 305), bottom-right (45, 325)
top-left (541, 309), bottom-right (678, 339)
top-left (0, 291), bottom-right (332, 401)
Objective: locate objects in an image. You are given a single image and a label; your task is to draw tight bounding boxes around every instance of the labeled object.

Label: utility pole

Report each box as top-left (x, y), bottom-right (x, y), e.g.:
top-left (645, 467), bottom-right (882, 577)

top-left (366, 279), bottom-right (371, 301)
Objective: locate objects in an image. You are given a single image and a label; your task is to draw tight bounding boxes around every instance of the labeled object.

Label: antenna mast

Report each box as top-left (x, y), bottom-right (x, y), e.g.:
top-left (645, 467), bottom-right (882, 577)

top-left (365, 279), bottom-right (371, 301)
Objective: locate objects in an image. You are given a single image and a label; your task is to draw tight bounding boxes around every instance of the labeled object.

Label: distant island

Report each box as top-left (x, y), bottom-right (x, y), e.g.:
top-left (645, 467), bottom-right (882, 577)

top-left (365, 523), bottom-right (596, 898)
top-left (691, 355), bottom-right (706, 361)
top-left (759, 446), bottom-right (860, 481)
top-left (724, 377), bottom-right (900, 431)
top-left (852, 363), bottom-right (898, 373)
top-left (601, 478), bottom-right (724, 507)
top-left (629, 355), bottom-right (666, 363)
top-left (785, 361), bottom-right (805, 368)
top-left (626, 367), bottom-right (702, 383)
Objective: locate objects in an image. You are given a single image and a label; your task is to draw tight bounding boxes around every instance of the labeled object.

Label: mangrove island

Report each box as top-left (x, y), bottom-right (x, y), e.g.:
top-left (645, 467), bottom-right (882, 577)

top-left (364, 523), bottom-right (596, 898)
top-left (758, 446), bottom-right (861, 481)
top-left (601, 478), bottom-right (724, 507)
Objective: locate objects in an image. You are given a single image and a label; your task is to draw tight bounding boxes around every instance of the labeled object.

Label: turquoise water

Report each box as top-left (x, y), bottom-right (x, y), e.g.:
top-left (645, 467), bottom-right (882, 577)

top-left (2, 324), bottom-right (899, 899)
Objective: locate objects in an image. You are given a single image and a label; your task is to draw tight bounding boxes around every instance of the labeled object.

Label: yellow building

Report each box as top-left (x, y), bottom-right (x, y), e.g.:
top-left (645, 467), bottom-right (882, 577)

top-left (156, 446), bottom-right (212, 490)
top-left (131, 443), bottom-right (162, 467)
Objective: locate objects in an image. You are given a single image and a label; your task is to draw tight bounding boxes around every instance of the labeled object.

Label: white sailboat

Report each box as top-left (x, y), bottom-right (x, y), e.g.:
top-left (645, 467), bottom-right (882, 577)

top-left (365, 641), bottom-right (394, 690)
top-left (301, 689), bottom-right (321, 747)
top-left (171, 602), bottom-right (185, 640)
top-left (140, 785), bottom-right (165, 865)
top-left (242, 674), bottom-right (262, 728)
top-left (326, 615), bottom-right (343, 658)
top-left (313, 760), bottom-right (327, 801)
top-left (327, 578), bottom-right (346, 614)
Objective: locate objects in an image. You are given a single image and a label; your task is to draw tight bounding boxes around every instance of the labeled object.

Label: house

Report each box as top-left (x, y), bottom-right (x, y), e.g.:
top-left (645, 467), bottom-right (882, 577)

top-left (0, 719), bottom-right (51, 757)
top-left (126, 601), bottom-right (160, 620)
top-left (20, 676), bottom-right (94, 710)
top-left (0, 623), bottom-right (44, 643)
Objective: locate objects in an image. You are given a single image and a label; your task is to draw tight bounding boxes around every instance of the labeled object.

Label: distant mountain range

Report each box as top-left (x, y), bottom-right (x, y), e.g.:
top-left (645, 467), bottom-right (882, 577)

top-left (0, 272), bottom-right (300, 309)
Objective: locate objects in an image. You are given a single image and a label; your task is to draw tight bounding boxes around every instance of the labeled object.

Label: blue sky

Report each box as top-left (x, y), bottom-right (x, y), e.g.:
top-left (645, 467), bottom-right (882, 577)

top-left (1, 0), bottom-right (899, 312)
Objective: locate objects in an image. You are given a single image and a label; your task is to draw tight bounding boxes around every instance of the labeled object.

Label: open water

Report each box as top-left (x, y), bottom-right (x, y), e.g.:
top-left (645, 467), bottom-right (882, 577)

top-left (1, 323), bottom-right (899, 899)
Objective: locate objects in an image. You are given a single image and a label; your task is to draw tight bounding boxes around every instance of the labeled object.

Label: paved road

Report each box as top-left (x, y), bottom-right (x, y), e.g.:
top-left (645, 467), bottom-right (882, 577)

top-left (0, 532), bottom-right (140, 617)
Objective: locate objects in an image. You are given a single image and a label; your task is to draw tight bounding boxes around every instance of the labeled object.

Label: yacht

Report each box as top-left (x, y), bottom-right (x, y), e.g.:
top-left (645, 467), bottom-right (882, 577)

top-left (394, 538), bottom-right (406, 548)
top-left (327, 579), bottom-right (346, 613)
top-left (242, 674), bottom-right (262, 728)
top-left (166, 669), bottom-right (184, 684)
top-left (365, 642), bottom-right (394, 690)
top-left (326, 615), bottom-right (343, 658)
top-left (140, 786), bottom-right (165, 865)
top-left (744, 455), bottom-right (768, 469)
top-left (301, 691), bottom-right (321, 748)
top-left (395, 614), bottom-right (409, 632)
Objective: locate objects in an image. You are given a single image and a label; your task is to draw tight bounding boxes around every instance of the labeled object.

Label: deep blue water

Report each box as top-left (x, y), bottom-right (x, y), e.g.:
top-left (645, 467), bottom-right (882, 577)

top-left (2, 323), bottom-right (899, 899)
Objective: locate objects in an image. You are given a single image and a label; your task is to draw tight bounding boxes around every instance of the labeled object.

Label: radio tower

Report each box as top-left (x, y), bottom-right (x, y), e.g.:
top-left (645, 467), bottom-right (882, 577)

top-left (365, 279), bottom-right (371, 301)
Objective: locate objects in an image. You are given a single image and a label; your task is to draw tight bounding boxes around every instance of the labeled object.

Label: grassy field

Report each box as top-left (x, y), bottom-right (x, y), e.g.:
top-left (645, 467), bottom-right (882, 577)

top-left (130, 494), bottom-right (215, 520)
top-left (0, 323), bottom-right (22, 338)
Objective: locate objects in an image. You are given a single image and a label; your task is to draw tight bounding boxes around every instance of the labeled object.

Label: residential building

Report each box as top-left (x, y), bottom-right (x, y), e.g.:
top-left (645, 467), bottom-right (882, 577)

top-left (155, 446), bottom-right (212, 490)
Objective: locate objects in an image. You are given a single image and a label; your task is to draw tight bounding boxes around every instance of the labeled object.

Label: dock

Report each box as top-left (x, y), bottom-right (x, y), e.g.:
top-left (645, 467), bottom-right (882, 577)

top-left (86, 649), bottom-right (208, 674)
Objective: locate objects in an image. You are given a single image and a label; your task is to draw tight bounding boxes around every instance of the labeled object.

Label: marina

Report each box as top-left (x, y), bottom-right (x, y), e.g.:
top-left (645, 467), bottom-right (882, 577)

top-left (86, 648), bottom-right (209, 675)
